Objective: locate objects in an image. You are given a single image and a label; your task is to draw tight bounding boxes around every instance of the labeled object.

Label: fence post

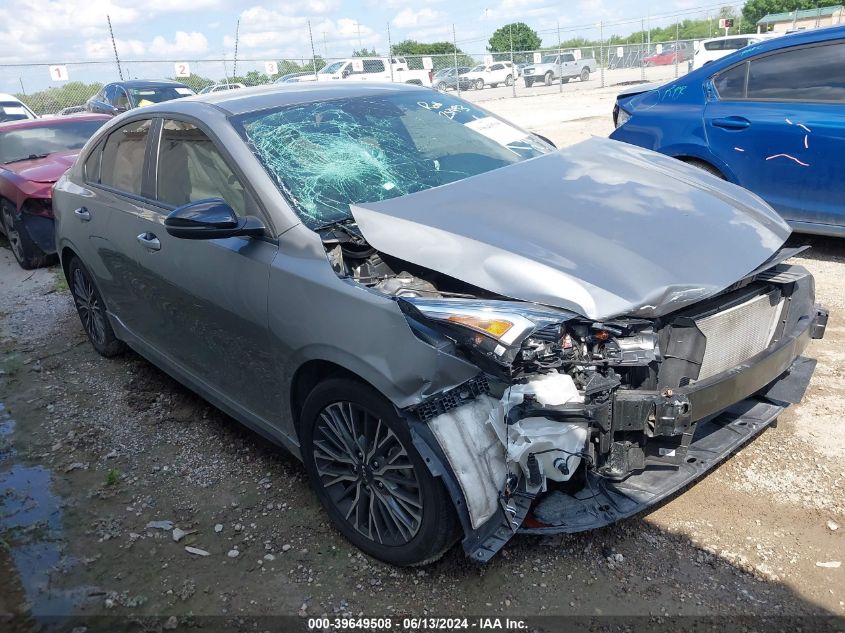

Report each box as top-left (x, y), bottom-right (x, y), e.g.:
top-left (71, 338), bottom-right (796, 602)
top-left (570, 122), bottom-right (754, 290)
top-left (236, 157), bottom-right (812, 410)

top-left (508, 24), bottom-right (516, 98)
top-left (640, 19), bottom-right (645, 81)
top-left (308, 20), bottom-right (318, 80)
top-left (387, 23), bottom-right (394, 83)
top-left (674, 22), bottom-right (679, 79)
top-left (599, 21), bottom-right (605, 88)
top-left (453, 24), bottom-right (460, 98)
top-left (557, 21), bottom-right (563, 94)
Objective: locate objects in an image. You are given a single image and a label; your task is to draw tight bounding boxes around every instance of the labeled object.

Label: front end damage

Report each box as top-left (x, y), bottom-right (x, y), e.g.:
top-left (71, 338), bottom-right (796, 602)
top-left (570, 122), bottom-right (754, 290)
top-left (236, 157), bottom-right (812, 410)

top-left (322, 219), bottom-right (828, 561)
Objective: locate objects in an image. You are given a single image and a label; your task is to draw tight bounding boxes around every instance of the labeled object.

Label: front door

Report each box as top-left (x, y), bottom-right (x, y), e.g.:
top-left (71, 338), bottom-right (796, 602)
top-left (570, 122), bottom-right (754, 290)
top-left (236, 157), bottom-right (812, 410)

top-left (127, 118), bottom-right (279, 422)
top-left (704, 40), bottom-right (845, 229)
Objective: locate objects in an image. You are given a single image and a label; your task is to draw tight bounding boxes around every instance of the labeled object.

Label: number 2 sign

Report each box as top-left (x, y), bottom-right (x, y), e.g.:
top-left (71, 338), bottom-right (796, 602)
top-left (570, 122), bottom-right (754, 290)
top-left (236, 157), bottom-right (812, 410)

top-left (174, 62), bottom-right (191, 78)
top-left (49, 65), bottom-right (69, 81)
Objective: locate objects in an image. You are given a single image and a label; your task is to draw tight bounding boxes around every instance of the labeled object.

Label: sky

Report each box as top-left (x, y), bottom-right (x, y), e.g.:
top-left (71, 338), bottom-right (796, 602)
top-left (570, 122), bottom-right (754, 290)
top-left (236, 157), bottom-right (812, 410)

top-left (0, 0), bottom-right (740, 92)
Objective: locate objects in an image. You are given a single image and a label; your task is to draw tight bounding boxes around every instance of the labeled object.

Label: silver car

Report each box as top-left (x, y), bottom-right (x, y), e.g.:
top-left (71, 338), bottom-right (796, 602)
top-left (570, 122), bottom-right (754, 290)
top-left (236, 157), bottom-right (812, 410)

top-left (53, 83), bottom-right (827, 565)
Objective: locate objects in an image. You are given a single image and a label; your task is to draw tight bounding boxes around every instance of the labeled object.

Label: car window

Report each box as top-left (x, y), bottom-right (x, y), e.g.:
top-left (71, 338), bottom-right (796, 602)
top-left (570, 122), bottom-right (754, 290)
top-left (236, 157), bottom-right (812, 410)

top-left (362, 59), bottom-right (385, 73)
top-left (99, 119), bottom-right (152, 195)
top-left (0, 120), bottom-right (107, 164)
top-left (156, 119), bottom-right (251, 216)
top-left (714, 63), bottom-right (747, 99)
top-left (562, 54), bottom-right (575, 62)
top-left (747, 42), bottom-right (845, 102)
top-left (84, 142), bottom-right (102, 183)
top-left (114, 88), bottom-right (130, 110)
top-left (0, 101), bottom-right (32, 123)
top-left (103, 85), bottom-right (118, 104)
top-left (491, 64), bottom-right (503, 71)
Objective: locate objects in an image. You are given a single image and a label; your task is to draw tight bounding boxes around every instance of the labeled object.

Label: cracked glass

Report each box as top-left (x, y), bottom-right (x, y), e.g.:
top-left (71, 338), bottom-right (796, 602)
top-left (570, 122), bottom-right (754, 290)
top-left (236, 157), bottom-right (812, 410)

top-left (234, 92), bottom-right (552, 228)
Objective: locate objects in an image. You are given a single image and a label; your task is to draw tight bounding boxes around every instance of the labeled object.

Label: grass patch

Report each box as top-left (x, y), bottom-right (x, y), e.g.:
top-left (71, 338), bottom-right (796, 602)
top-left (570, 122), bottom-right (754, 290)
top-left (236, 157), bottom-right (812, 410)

top-left (105, 468), bottom-right (121, 486)
top-left (53, 269), bottom-right (69, 293)
top-left (1, 354), bottom-right (22, 378)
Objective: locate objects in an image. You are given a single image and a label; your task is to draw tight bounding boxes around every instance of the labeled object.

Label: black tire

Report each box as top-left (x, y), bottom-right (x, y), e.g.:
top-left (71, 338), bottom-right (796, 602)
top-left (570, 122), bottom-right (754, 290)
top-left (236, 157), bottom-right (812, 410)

top-left (544, 71), bottom-right (553, 86)
top-left (580, 67), bottom-right (590, 82)
top-left (300, 378), bottom-right (459, 566)
top-left (1, 200), bottom-right (52, 270)
top-left (505, 74), bottom-right (513, 86)
top-left (524, 78), bottom-right (533, 88)
top-left (435, 81), bottom-right (447, 92)
top-left (682, 158), bottom-right (726, 180)
top-left (68, 256), bottom-right (126, 357)
top-left (475, 78), bottom-right (484, 90)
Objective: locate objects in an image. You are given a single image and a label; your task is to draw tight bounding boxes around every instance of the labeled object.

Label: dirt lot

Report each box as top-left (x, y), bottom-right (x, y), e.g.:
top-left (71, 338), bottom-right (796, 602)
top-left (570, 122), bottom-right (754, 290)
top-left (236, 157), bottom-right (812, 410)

top-left (1, 86), bottom-right (843, 630)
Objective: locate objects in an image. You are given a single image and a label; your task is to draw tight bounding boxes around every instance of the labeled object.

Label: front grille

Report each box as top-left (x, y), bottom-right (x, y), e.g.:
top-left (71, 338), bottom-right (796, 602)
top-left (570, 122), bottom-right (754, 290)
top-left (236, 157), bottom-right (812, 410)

top-left (695, 289), bottom-right (784, 381)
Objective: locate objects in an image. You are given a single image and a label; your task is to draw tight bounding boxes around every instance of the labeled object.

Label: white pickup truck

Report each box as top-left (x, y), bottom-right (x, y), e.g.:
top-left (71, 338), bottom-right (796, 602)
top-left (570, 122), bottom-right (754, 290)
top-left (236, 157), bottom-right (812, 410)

top-left (522, 53), bottom-right (597, 87)
top-left (314, 57), bottom-right (433, 87)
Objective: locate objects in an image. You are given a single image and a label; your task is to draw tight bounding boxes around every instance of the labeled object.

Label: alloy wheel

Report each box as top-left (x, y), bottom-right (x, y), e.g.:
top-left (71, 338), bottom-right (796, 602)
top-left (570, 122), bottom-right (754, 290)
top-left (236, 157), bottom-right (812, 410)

top-left (313, 401), bottom-right (423, 546)
top-left (71, 267), bottom-right (107, 346)
top-left (1, 205), bottom-right (24, 262)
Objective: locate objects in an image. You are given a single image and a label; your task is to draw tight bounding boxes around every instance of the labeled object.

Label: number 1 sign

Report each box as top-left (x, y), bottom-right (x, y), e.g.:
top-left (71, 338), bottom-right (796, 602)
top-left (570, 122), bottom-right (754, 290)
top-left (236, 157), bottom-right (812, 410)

top-left (49, 65), bottom-right (69, 81)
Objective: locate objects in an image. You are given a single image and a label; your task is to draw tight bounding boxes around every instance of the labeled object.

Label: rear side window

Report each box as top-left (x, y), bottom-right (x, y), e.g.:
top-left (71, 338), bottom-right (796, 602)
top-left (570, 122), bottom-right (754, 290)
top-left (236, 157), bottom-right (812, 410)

top-left (84, 143), bottom-right (102, 183)
top-left (747, 42), bottom-right (845, 102)
top-left (99, 119), bottom-right (151, 195)
top-left (714, 63), bottom-right (747, 99)
top-left (362, 59), bottom-right (385, 73)
top-left (704, 38), bottom-right (748, 51)
top-left (156, 119), bottom-right (252, 216)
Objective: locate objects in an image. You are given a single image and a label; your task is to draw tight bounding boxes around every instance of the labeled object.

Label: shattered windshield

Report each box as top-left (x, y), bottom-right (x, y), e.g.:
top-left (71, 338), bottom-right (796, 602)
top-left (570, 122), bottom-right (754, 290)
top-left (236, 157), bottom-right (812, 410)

top-left (234, 91), bottom-right (551, 228)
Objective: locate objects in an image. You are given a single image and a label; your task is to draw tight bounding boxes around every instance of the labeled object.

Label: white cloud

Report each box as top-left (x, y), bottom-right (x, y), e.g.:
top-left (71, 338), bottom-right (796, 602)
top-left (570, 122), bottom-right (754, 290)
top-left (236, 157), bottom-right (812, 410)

top-left (150, 32), bottom-right (209, 57)
top-left (85, 37), bottom-right (146, 59)
top-left (393, 7), bottom-right (443, 28)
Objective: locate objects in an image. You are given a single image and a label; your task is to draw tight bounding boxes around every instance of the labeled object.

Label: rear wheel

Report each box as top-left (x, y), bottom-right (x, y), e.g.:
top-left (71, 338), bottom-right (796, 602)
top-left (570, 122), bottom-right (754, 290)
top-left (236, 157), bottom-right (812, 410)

top-left (1, 201), bottom-right (51, 270)
top-left (544, 71), bottom-right (553, 86)
top-left (475, 78), bottom-right (484, 90)
top-left (505, 74), bottom-right (514, 86)
top-left (580, 67), bottom-right (590, 82)
top-left (68, 256), bottom-right (126, 357)
top-left (300, 378), bottom-right (459, 566)
top-left (435, 81), bottom-right (447, 91)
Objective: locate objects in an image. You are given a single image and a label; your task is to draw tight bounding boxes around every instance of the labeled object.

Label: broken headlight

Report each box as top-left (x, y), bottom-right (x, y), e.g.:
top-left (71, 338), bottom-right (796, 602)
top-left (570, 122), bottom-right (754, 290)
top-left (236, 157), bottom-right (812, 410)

top-left (398, 298), bottom-right (574, 369)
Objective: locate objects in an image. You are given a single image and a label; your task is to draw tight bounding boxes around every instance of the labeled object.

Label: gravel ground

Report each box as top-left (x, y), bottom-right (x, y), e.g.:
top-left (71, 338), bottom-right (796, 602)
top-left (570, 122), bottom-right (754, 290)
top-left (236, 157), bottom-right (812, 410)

top-left (0, 88), bottom-right (843, 629)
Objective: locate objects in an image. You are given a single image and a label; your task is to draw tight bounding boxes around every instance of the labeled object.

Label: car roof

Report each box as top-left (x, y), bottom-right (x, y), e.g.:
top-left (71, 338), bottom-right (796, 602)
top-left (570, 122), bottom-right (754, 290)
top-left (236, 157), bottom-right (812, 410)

top-left (0, 113), bottom-right (111, 132)
top-left (0, 93), bottom-right (25, 102)
top-left (133, 82), bottom-right (432, 117)
top-left (108, 79), bottom-right (190, 89)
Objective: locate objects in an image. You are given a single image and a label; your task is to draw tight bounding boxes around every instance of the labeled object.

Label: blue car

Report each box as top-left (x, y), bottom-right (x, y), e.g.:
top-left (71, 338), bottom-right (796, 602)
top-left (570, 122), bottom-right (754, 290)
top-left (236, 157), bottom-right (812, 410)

top-left (610, 26), bottom-right (845, 237)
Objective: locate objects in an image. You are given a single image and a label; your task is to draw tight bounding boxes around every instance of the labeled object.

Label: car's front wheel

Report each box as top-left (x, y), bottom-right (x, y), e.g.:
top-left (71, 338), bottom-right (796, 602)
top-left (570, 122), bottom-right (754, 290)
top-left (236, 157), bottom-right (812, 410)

top-left (1, 201), bottom-right (52, 270)
top-left (300, 378), bottom-right (459, 566)
top-left (544, 71), bottom-right (553, 86)
top-left (475, 79), bottom-right (484, 90)
top-left (68, 256), bottom-right (126, 357)
top-left (580, 67), bottom-right (590, 81)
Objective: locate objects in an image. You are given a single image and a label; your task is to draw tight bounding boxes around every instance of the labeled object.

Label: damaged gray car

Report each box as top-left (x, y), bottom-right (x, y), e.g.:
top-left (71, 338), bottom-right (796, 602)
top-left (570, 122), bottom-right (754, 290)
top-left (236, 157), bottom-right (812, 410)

top-left (53, 83), bottom-right (828, 566)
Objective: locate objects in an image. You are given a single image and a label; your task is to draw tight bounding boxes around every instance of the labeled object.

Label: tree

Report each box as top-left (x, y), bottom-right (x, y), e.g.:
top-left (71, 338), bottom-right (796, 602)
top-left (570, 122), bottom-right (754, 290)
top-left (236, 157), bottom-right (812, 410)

top-left (742, 0), bottom-right (818, 27)
top-left (488, 22), bottom-right (541, 53)
top-left (391, 40), bottom-right (460, 56)
top-left (352, 47), bottom-right (378, 57)
top-left (16, 81), bottom-right (103, 115)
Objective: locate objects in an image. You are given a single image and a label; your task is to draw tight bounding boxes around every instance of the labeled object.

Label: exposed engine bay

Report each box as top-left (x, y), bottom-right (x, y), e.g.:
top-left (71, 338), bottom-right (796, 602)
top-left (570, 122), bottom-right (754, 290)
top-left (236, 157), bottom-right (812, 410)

top-left (322, 225), bottom-right (827, 561)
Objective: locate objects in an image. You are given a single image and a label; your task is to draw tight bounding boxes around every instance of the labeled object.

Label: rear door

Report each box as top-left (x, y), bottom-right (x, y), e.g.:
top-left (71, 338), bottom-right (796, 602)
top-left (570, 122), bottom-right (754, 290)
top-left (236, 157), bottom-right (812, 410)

top-left (127, 117), bottom-right (279, 421)
top-left (704, 40), bottom-right (845, 228)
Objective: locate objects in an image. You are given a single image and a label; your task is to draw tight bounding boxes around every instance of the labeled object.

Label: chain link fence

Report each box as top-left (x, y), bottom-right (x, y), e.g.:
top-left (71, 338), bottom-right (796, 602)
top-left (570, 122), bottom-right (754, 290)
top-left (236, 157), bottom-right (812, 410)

top-left (2, 38), bottom-right (700, 116)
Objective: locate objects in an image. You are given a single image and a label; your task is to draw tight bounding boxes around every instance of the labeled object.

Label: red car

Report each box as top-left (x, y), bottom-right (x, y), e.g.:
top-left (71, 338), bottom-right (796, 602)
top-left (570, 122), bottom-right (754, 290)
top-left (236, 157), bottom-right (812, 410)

top-left (642, 47), bottom-right (687, 66)
top-left (0, 114), bottom-right (109, 269)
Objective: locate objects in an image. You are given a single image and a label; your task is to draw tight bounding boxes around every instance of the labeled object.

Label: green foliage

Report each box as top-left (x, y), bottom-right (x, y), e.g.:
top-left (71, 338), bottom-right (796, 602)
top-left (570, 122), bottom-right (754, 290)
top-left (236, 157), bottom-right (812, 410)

top-left (352, 47), bottom-right (378, 57)
top-left (171, 73), bottom-right (213, 92)
top-left (488, 22), bottom-right (541, 52)
top-left (742, 0), bottom-right (820, 26)
top-left (15, 81), bottom-right (103, 116)
top-left (105, 468), bottom-right (120, 486)
top-left (391, 40), bottom-right (460, 56)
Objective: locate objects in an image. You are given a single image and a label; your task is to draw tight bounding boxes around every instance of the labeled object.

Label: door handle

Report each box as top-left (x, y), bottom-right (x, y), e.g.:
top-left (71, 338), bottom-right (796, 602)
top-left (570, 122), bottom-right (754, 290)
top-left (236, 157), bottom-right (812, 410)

top-left (712, 117), bottom-right (751, 130)
top-left (74, 207), bottom-right (91, 222)
top-left (136, 232), bottom-right (161, 252)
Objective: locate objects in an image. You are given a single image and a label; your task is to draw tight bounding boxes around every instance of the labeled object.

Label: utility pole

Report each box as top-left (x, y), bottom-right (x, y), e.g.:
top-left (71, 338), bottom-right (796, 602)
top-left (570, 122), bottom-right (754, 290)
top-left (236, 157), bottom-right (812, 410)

top-left (308, 20), bottom-right (319, 79)
top-left (233, 18), bottom-right (240, 80)
top-left (18, 77), bottom-right (25, 96)
top-left (599, 21), bottom-right (604, 88)
top-left (557, 20), bottom-right (562, 94)
top-left (508, 23), bottom-right (516, 97)
top-left (107, 14), bottom-right (124, 80)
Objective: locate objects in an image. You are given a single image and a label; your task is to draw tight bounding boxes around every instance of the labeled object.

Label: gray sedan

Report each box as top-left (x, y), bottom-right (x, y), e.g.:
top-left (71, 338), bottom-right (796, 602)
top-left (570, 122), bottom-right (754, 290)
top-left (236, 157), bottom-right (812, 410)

top-left (54, 83), bottom-right (827, 565)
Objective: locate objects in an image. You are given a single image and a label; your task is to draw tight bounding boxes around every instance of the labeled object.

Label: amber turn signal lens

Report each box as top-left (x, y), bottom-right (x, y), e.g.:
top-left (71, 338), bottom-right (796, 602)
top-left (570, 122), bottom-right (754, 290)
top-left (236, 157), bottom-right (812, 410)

top-left (447, 315), bottom-right (514, 339)
top-left (593, 330), bottom-right (610, 341)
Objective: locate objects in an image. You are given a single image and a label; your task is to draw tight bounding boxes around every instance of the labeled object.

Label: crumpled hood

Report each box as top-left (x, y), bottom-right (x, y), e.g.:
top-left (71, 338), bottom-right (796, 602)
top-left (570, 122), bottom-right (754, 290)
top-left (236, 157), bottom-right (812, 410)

top-left (351, 137), bottom-right (791, 320)
top-left (3, 149), bottom-right (78, 184)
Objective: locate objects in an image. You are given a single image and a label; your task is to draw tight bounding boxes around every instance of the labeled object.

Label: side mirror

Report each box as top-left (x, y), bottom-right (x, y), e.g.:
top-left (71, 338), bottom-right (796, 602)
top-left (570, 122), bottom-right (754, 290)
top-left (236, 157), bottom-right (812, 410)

top-left (534, 133), bottom-right (556, 148)
top-left (164, 198), bottom-right (266, 240)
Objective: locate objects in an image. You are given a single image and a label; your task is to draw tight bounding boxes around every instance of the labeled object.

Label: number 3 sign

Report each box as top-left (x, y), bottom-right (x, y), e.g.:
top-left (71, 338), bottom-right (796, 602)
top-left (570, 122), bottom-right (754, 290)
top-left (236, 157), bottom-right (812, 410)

top-left (49, 65), bottom-right (69, 81)
top-left (174, 63), bottom-right (191, 78)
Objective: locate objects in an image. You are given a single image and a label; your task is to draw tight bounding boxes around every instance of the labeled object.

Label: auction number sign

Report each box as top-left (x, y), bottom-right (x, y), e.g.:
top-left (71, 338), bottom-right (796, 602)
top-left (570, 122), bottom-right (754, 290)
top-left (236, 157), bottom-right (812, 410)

top-left (174, 62), bottom-right (191, 78)
top-left (264, 61), bottom-right (279, 75)
top-left (49, 65), bottom-right (69, 81)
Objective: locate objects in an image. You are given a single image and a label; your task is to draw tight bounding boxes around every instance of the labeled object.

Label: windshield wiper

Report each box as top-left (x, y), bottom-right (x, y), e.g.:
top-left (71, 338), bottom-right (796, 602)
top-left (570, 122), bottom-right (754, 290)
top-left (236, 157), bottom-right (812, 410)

top-left (4, 153), bottom-right (50, 164)
top-left (314, 216), bottom-right (365, 242)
